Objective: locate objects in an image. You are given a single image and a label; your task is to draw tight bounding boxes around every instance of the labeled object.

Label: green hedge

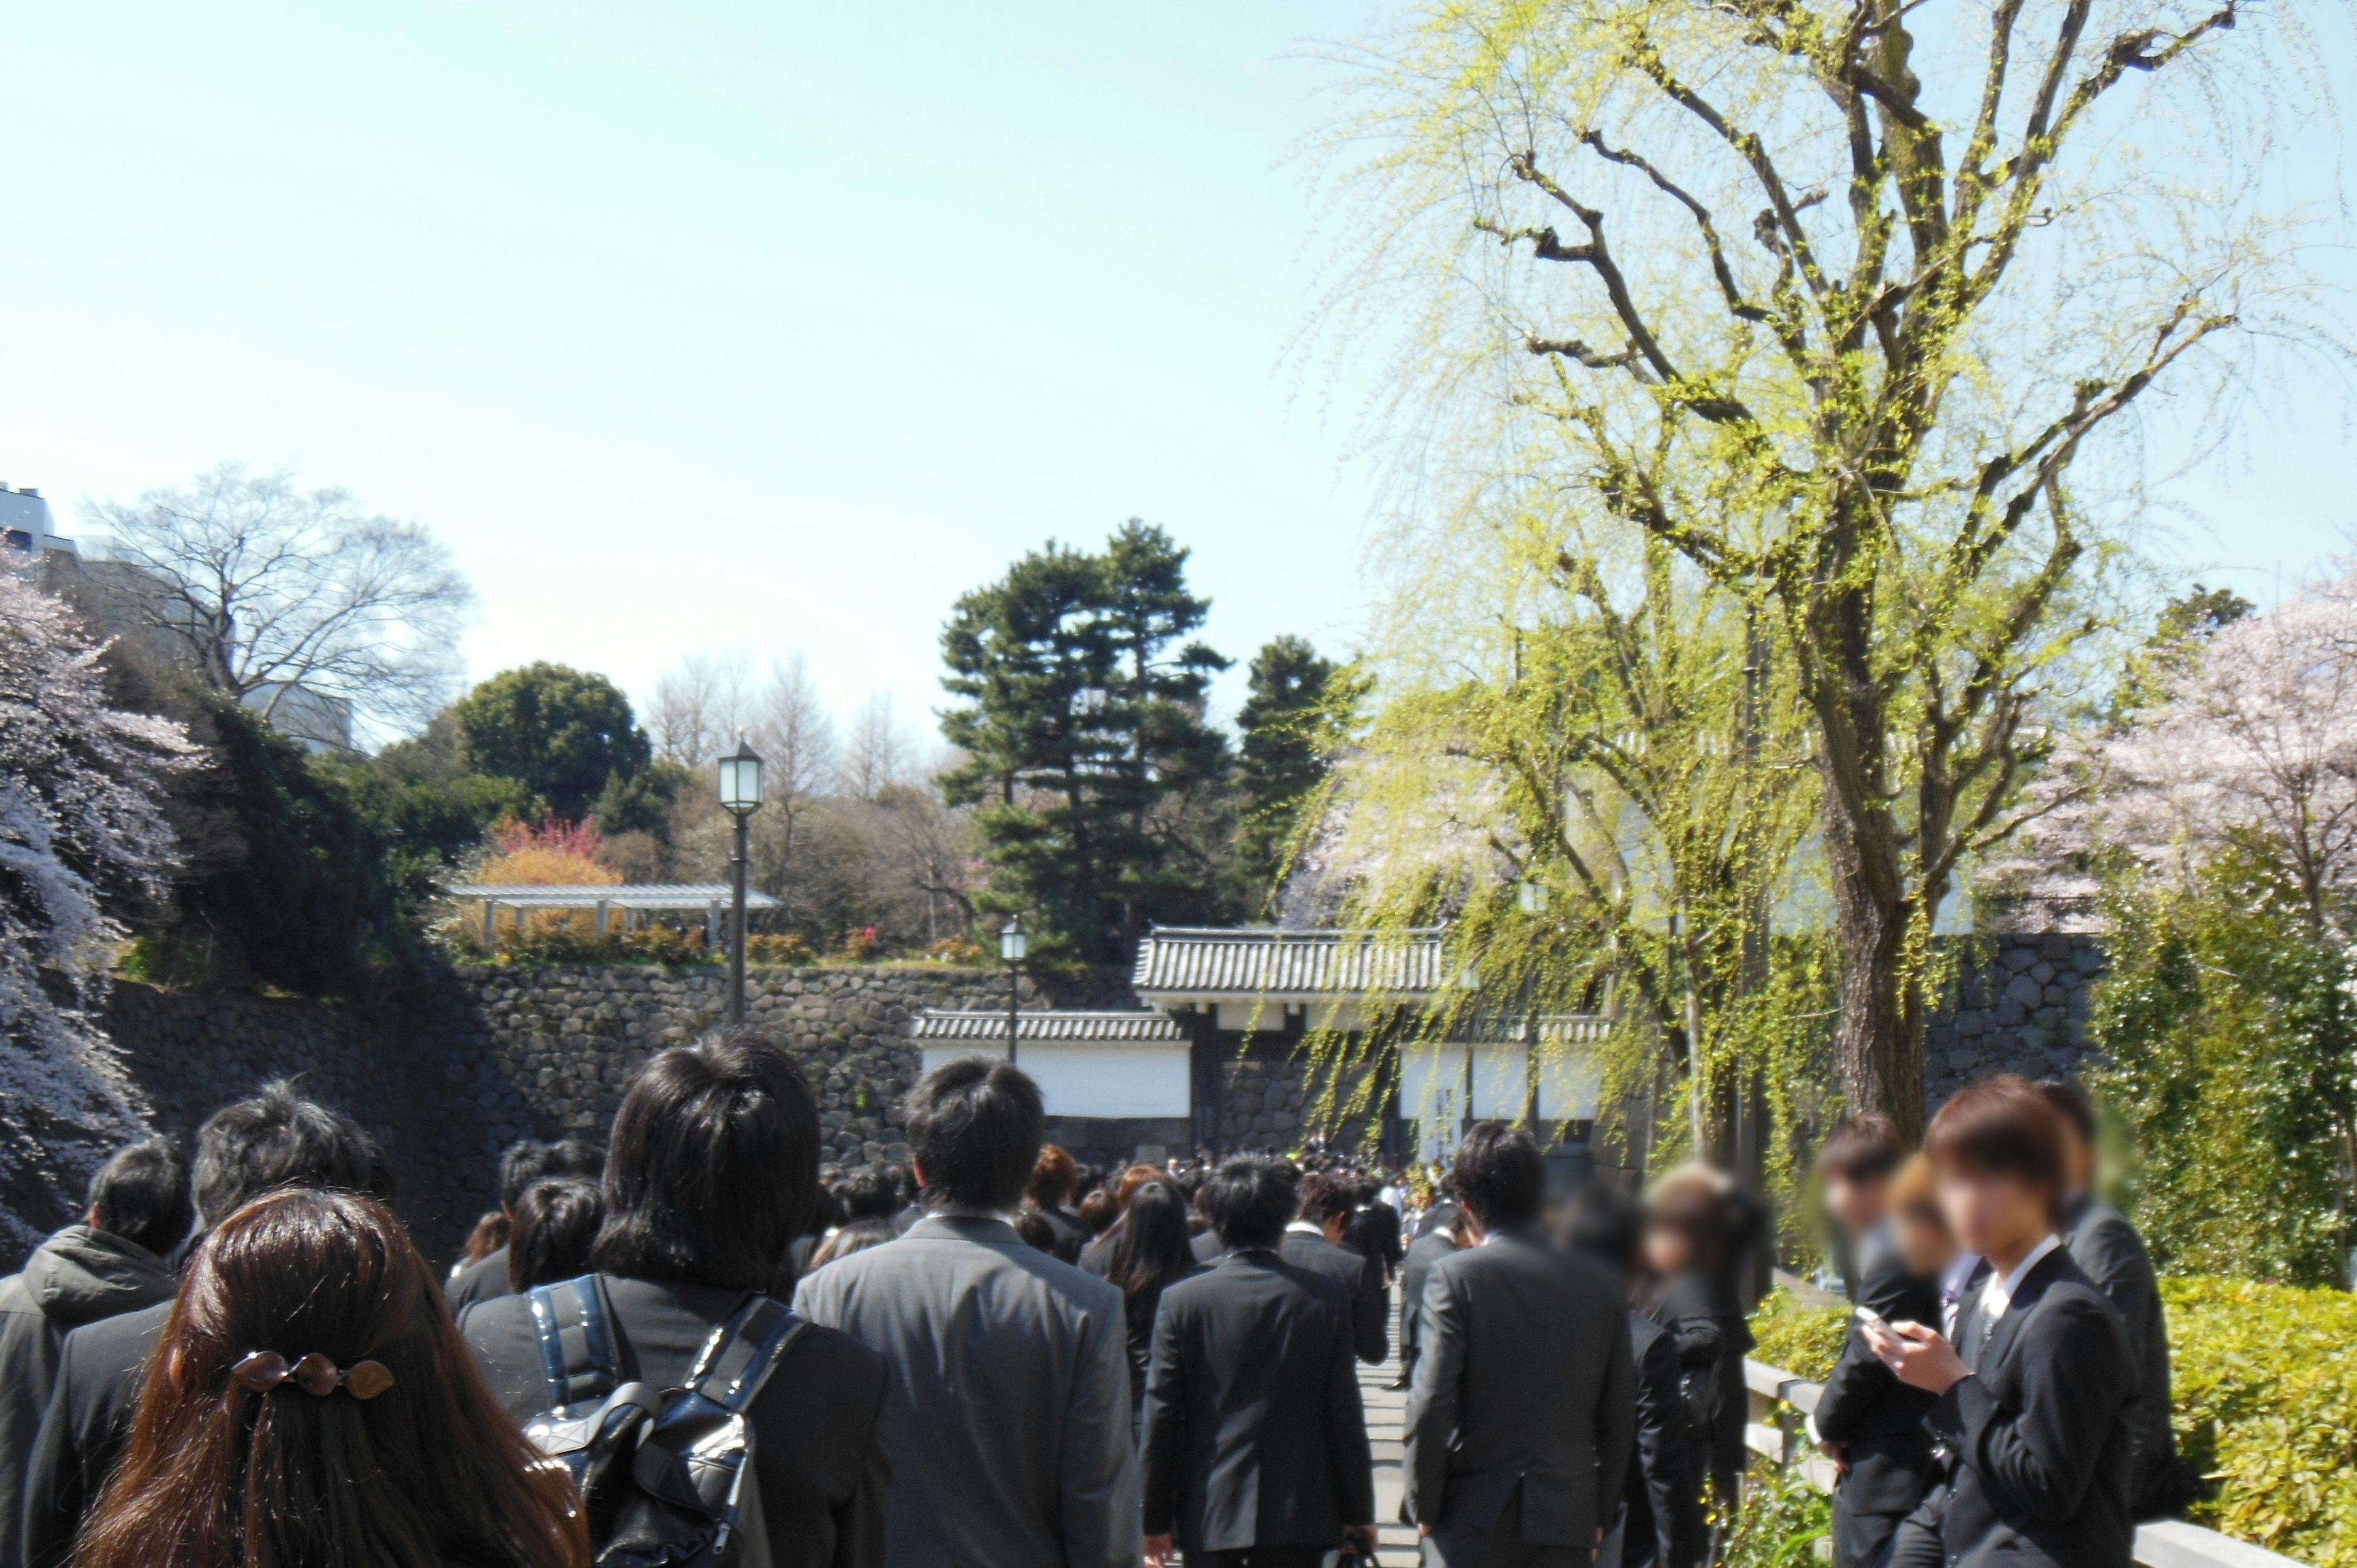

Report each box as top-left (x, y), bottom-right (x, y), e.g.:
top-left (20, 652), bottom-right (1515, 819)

top-left (1749, 1278), bottom-right (2357, 1566)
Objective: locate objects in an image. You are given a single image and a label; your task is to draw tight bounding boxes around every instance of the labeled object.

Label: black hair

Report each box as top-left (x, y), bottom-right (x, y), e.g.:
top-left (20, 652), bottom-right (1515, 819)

top-left (1926, 1075), bottom-right (2065, 1207)
top-left (192, 1082), bottom-right (389, 1227)
top-left (498, 1138), bottom-right (605, 1211)
top-left (85, 1138), bottom-right (193, 1259)
top-left (1295, 1170), bottom-right (1355, 1227)
top-left (1013, 1210), bottom-right (1059, 1253)
top-left (1107, 1181), bottom-right (1196, 1302)
top-left (902, 1057), bottom-right (1044, 1212)
top-left (506, 1178), bottom-right (604, 1292)
top-left (810, 1218), bottom-right (897, 1269)
top-left (837, 1166), bottom-right (904, 1224)
top-left (1199, 1156), bottom-right (1300, 1251)
top-left (2032, 1078), bottom-right (2098, 1145)
top-left (592, 1025), bottom-right (821, 1292)
top-left (1558, 1180), bottom-right (1641, 1271)
top-left (1820, 1113), bottom-right (1908, 1183)
top-left (1452, 1122), bottom-right (1544, 1229)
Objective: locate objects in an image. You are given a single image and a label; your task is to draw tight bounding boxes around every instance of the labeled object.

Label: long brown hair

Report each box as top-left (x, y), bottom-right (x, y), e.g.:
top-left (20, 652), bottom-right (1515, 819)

top-left (74, 1189), bottom-right (586, 1568)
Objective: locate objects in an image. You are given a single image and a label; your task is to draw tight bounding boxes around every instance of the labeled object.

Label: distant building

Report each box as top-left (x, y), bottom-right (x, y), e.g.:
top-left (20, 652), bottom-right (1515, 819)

top-left (240, 682), bottom-right (357, 754)
top-left (0, 485), bottom-right (75, 566)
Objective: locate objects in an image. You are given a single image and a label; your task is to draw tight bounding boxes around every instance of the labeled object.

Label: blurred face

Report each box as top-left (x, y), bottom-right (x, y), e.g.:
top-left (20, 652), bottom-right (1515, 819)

top-left (1935, 1162), bottom-right (2053, 1259)
top-left (1891, 1204), bottom-right (1956, 1278)
top-left (1643, 1222), bottom-right (1694, 1278)
top-left (2056, 1121), bottom-right (2097, 1195)
top-left (1823, 1168), bottom-right (1888, 1239)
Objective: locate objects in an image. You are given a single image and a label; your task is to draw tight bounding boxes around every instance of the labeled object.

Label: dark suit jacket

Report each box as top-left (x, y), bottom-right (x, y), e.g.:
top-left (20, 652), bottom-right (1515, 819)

top-left (792, 1215), bottom-right (1139, 1568)
top-left (1644, 1272), bottom-right (1727, 1448)
top-left (20, 1300), bottom-right (168, 1568)
top-left (1140, 1251), bottom-right (1375, 1554)
top-left (1624, 1310), bottom-right (1697, 1568)
top-left (2062, 1196), bottom-right (2177, 1506)
top-left (1397, 1230), bottom-right (1457, 1372)
top-left (1926, 1248), bottom-right (2135, 1568)
top-left (1402, 1232), bottom-right (1636, 1547)
top-left (462, 1274), bottom-right (891, 1568)
top-left (1279, 1227), bottom-right (1388, 1365)
top-left (443, 1246), bottom-right (511, 1313)
top-left (1814, 1223), bottom-right (1940, 1520)
top-left (1034, 1205), bottom-right (1090, 1266)
top-left (1191, 1229), bottom-right (1225, 1265)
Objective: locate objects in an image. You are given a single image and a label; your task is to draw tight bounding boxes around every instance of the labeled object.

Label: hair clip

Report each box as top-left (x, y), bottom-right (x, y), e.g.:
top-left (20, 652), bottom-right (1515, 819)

top-left (230, 1351), bottom-right (395, 1399)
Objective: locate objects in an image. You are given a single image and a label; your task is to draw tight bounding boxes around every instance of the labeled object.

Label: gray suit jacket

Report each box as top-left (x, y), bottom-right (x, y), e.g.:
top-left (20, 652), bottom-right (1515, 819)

top-left (1403, 1231), bottom-right (1636, 1549)
top-left (792, 1214), bottom-right (1140, 1568)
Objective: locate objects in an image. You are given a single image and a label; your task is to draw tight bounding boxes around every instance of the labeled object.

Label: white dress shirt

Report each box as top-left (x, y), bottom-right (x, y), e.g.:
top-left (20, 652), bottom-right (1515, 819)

top-left (1976, 1232), bottom-right (2062, 1327)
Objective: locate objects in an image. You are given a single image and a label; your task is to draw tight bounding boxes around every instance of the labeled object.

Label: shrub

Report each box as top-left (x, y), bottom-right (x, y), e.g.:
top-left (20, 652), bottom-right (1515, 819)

top-left (746, 933), bottom-right (815, 965)
top-left (927, 933), bottom-right (985, 964)
top-left (1720, 1457), bottom-right (1832, 1568)
top-left (1747, 1277), bottom-right (2357, 1566)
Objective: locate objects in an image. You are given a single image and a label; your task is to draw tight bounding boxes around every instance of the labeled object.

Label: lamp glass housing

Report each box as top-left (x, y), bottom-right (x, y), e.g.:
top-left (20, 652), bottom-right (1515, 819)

top-left (1000, 918), bottom-right (1028, 964)
top-left (718, 740), bottom-right (765, 814)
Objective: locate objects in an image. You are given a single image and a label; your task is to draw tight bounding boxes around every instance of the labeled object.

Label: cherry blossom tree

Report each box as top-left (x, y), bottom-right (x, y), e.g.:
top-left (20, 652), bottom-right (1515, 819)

top-left (0, 575), bottom-right (195, 1250)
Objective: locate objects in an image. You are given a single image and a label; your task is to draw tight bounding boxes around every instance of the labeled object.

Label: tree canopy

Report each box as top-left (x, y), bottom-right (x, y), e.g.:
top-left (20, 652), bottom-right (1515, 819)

top-left (452, 662), bottom-right (654, 824)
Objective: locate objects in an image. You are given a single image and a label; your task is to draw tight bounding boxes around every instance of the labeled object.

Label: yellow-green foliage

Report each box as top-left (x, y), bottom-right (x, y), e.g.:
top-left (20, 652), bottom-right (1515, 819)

top-left (1748, 1279), bottom-right (2357, 1566)
top-left (1748, 1289), bottom-right (1848, 1384)
top-left (2162, 1277), bottom-right (2357, 1566)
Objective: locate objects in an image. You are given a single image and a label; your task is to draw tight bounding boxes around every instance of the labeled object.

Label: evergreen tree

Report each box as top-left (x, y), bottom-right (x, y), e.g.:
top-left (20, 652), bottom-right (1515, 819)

top-left (451, 663), bottom-right (652, 822)
top-left (1233, 635), bottom-right (1354, 910)
top-left (938, 524), bottom-right (1229, 963)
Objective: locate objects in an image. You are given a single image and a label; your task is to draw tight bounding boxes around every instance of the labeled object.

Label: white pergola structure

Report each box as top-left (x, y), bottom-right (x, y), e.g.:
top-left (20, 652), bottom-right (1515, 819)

top-left (443, 882), bottom-right (782, 950)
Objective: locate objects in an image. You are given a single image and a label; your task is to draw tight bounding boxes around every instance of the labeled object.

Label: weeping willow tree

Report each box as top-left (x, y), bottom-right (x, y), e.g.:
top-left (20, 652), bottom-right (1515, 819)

top-left (1289, 503), bottom-right (1827, 1174)
top-left (1318, 0), bottom-right (2318, 1138)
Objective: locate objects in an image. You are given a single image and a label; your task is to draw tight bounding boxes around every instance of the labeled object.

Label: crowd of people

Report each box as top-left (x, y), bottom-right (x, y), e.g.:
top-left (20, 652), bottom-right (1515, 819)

top-left (0, 1027), bottom-right (2182, 1568)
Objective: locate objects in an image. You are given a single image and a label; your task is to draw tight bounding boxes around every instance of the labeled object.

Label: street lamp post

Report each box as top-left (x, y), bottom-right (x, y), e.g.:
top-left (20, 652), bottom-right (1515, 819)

top-left (999, 916), bottom-right (1028, 1064)
top-left (1517, 878), bottom-right (1548, 1130)
top-left (718, 734), bottom-right (765, 1025)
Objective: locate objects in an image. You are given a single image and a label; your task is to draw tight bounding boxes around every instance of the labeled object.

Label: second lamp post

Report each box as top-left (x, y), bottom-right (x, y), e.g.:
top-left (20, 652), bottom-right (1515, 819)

top-left (718, 735), bottom-right (765, 1024)
top-left (999, 916), bottom-right (1026, 1063)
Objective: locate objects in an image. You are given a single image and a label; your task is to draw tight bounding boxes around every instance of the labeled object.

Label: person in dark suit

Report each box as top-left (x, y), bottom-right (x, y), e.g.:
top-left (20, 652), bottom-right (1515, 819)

top-left (1865, 1076), bottom-right (2135, 1568)
top-left (1285, 1171), bottom-right (1390, 1365)
top-left (1638, 1173), bottom-right (1734, 1546)
top-left (462, 1025), bottom-right (890, 1568)
top-left (1141, 1156), bottom-right (1377, 1568)
top-left (1107, 1179), bottom-right (1202, 1424)
top-left (20, 1084), bottom-right (389, 1568)
top-left (1404, 1124), bottom-right (1636, 1567)
top-left (794, 1057), bottom-right (1139, 1568)
top-left (1028, 1144), bottom-right (1093, 1265)
top-left (0, 1138), bottom-right (190, 1566)
top-left (1558, 1182), bottom-right (1696, 1568)
top-left (2035, 1079), bottom-right (2187, 1520)
top-left (1809, 1114), bottom-right (1940, 1568)
top-left (443, 1135), bottom-right (605, 1312)
top-left (1395, 1207), bottom-right (1463, 1391)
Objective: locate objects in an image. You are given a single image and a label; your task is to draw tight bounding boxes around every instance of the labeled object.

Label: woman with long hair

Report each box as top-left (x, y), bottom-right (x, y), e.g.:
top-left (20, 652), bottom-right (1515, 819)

top-left (1105, 1180), bottom-right (1198, 1429)
top-left (74, 1188), bottom-right (584, 1568)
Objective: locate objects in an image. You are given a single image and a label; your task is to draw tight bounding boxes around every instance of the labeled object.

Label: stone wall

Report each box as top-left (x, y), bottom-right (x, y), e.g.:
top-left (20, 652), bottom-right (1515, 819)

top-left (102, 962), bottom-right (1058, 1267)
top-left (1923, 932), bottom-right (2107, 1107)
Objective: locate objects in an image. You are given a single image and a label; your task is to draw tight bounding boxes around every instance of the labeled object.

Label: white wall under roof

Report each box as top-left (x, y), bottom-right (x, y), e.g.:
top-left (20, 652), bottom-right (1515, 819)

top-left (919, 1041), bottom-right (1191, 1117)
top-left (1398, 1043), bottom-right (1604, 1124)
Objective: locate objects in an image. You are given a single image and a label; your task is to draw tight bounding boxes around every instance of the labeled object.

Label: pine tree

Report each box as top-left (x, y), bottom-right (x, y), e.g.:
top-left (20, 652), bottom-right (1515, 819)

top-left (937, 524), bottom-right (1230, 963)
top-left (1233, 635), bottom-right (1355, 911)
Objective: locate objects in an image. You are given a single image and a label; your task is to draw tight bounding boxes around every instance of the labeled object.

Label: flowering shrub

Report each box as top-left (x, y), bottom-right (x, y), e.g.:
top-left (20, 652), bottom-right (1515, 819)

top-left (927, 934), bottom-right (985, 964)
top-left (746, 933), bottom-right (815, 965)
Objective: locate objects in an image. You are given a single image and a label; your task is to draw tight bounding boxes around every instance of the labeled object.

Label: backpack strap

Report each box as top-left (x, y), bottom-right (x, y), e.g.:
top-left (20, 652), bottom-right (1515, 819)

top-left (681, 1292), bottom-right (808, 1415)
top-left (527, 1273), bottom-right (621, 1411)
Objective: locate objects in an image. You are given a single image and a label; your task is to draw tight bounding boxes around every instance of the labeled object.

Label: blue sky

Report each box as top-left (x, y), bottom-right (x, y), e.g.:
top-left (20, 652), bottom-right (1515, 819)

top-left (1, 2), bottom-right (2348, 744)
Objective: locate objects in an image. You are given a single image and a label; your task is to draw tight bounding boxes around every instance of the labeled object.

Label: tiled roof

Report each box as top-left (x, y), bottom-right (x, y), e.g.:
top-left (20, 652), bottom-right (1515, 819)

top-left (445, 882), bottom-right (783, 910)
top-left (914, 1010), bottom-right (1186, 1044)
top-left (1131, 925), bottom-right (1450, 998)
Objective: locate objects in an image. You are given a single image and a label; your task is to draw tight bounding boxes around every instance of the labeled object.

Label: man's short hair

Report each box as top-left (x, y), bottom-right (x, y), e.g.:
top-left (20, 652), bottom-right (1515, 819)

top-left (498, 1137), bottom-right (605, 1211)
top-left (837, 1166), bottom-right (904, 1223)
top-left (2032, 1078), bottom-right (2097, 1145)
top-left (1028, 1145), bottom-right (1078, 1209)
top-left (1820, 1112), bottom-right (1907, 1183)
top-left (192, 1082), bottom-right (389, 1227)
top-left (86, 1138), bottom-right (193, 1258)
top-left (1295, 1170), bottom-right (1355, 1227)
top-left (594, 1025), bottom-right (821, 1291)
top-left (1200, 1156), bottom-right (1301, 1251)
top-left (1559, 1180), bottom-right (1641, 1271)
top-left (1926, 1076), bottom-right (2065, 1200)
top-left (1452, 1122), bottom-right (1544, 1229)
top-left (903, 1057), bottom-right (1044, 1212)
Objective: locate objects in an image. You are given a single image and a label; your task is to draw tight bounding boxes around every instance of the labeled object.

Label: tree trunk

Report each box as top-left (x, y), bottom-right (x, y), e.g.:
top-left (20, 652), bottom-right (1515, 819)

top-left (1824, 812), bottom-right (1927, 1144)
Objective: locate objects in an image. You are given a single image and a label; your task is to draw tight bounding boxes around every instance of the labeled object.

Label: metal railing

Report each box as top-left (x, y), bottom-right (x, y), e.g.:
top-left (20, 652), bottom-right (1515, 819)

top-left (1743, 1359), bottom-right (2307, 1568)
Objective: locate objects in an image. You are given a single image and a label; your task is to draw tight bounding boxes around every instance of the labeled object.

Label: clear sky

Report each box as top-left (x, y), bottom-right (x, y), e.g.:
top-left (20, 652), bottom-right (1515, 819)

top-left (1, 3), bottom-right (2349, 747)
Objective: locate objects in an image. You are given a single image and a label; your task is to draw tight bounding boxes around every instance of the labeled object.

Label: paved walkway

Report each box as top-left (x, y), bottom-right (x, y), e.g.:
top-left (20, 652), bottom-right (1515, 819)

top-left (1361, 1292), bottom-right (1422, 1567)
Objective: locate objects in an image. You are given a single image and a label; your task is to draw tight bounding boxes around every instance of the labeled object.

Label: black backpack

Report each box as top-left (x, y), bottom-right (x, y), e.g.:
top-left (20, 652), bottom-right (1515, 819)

top-left (521, 1275), bottom-right (808, 1568)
